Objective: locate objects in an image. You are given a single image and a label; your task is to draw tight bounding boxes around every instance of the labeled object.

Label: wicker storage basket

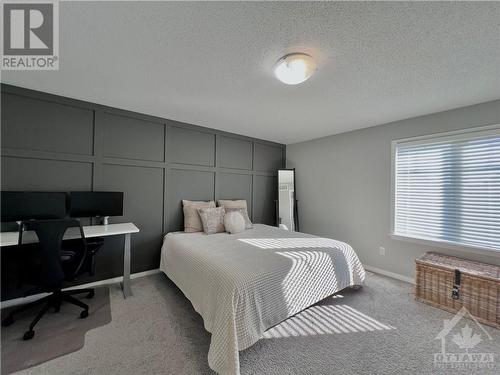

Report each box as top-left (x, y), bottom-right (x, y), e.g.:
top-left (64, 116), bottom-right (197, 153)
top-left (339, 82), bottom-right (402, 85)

top-left (415, 252), bottom-right (499, 329)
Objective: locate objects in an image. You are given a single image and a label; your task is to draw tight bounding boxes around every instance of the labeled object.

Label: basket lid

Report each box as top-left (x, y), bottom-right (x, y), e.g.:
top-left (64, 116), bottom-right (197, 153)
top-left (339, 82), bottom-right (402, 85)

top-left (417, 252), bottom-right (500, 280)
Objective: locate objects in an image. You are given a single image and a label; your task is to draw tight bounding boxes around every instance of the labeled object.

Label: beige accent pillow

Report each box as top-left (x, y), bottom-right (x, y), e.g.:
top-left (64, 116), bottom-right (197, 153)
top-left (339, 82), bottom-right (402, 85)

top-left (198, 207), bottom-right (226, 235)
top-left (218, 200), bottom-right (252, 229)
top-left (217, 199), bottom-right (248, 210)
top-left (182, 200), bottom-right (215, 233)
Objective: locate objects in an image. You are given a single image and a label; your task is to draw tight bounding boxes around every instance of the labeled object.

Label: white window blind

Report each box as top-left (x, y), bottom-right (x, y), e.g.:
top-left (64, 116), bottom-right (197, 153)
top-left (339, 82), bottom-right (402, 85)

top-left (393, 126), bottom-right (500, 252)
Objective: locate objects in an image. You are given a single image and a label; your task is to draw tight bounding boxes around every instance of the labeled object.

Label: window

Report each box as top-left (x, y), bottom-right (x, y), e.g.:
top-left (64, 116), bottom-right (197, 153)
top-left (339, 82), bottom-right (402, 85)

top-left (392, 125), bottom-right (500, 252)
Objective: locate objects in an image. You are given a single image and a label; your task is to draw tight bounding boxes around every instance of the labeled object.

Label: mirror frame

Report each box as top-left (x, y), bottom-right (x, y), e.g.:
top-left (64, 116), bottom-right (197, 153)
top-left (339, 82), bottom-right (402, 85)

top-left (276, 168), bottom-right (299, 231)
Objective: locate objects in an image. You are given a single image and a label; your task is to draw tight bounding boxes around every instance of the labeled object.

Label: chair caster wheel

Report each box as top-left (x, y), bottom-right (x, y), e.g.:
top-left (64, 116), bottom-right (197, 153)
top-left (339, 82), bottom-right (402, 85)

top-left (86, 290), bottom-right (95, 299)
top-left (2, 316), bottom-right (14, 327)
top-left (23, 330), bottom-right (35, 340)
top-left (80, 310), bottom-right (89, 319)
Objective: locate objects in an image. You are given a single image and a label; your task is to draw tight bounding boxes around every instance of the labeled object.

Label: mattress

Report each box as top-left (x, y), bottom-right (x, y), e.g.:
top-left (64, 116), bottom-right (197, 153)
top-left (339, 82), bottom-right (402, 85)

top-left (160, 224), bottom-right (365, 375)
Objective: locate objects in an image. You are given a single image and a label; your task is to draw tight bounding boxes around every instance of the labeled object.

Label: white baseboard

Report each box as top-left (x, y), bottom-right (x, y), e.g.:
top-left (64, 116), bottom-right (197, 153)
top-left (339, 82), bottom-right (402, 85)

top-left (363, 264), bottom-right (415, 284)
top-left (0, 269), bottom-right (161, 309)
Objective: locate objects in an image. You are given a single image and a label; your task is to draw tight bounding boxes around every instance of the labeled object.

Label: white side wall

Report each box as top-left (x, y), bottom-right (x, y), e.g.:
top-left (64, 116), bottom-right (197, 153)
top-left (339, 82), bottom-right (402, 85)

top-left (287, 100), bottom-right (500, 281)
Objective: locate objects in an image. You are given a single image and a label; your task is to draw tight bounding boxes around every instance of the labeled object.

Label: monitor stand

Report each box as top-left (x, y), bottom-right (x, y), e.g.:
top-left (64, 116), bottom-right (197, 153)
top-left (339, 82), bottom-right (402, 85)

top-left (102, 216), bottom-right (110, 226)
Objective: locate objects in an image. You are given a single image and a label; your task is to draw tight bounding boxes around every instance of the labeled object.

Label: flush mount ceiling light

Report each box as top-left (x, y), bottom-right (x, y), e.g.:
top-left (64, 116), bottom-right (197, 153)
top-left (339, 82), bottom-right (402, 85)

top-left (274, 53), bottom-right (317, 85)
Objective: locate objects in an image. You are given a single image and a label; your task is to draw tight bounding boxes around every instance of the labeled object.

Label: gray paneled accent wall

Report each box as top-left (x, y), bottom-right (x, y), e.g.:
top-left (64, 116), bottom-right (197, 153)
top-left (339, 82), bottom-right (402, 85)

top-left (1, 84), bottom-right (285, 300)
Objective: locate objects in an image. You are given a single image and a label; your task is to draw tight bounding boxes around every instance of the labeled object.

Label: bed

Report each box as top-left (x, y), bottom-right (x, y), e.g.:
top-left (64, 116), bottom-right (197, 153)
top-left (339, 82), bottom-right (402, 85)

top-left (159, 224), bottom-right (365, 375)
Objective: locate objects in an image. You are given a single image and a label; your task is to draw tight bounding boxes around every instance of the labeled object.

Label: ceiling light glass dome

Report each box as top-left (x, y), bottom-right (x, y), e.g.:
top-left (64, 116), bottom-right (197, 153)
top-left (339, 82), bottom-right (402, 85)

top-left (274, 53), bottom-right (317, 85)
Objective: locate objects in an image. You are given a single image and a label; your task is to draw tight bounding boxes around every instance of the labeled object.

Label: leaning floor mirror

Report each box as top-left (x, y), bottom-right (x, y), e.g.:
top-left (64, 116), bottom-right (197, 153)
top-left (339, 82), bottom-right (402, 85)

top-left (276, 169), bottom-right (299, 231)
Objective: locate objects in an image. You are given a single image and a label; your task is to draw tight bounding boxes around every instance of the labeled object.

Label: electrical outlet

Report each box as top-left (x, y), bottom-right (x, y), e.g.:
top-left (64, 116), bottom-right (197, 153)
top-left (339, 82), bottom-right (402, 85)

top-left (379, 246), bottom-right (386, 256)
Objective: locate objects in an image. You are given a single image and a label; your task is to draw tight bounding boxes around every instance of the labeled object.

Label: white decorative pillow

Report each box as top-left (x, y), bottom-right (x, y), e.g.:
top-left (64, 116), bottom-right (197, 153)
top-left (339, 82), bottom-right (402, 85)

top-left (198, 207), bottom-right (226, 235)
top-left (224, 211), bottom-right (246, 234)
top-left (182, 200), bottom-right (215, 233)
top-left (217, 200), bottom-right (253, 229)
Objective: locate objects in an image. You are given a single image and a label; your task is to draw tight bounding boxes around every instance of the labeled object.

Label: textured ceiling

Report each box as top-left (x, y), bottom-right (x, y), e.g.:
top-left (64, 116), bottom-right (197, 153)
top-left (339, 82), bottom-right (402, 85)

top-left (2, 1), bottom-right (500, 144)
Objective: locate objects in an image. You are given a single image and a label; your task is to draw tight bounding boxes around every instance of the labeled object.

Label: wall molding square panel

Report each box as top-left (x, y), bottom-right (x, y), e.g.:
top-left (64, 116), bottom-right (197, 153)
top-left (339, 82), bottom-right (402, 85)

top-left (1, 93), bottom-right (94, 156)
top-left (253, 142), bottom-right (284, 173)
top-left (102, 112), bottom-right (166, 162)
top-left (168, 125), bottom-right (215, 167)
top-left (218, 135), bottom-right (253, 170)
top-left (1, 157), bottom-right (93, 191)
top-left (253, 174), bottom-right (277, 225)
top-left (218, 172), bottom-right (253, 218)
top-left (167, 169), bottom-right (216, 231)
top-left (101, 163), bottom-right (164, 272)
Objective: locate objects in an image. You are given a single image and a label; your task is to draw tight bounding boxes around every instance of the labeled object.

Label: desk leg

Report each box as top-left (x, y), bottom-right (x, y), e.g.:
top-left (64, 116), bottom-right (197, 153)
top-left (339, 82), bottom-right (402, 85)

top-left (121, 233), bottom-right (132, 298)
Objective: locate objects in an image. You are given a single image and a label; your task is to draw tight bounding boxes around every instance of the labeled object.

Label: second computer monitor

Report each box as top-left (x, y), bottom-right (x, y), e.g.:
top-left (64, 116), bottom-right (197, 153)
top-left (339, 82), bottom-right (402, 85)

top-left (69, 192), bottom-right (123, 218)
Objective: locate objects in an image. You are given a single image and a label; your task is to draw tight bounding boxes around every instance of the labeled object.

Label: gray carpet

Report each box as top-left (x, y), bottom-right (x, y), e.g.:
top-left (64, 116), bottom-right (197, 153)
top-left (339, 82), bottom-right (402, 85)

top-left (8, 272), bottom-right (500, 375)
top-left (1, 287), bottom-right (111, 374)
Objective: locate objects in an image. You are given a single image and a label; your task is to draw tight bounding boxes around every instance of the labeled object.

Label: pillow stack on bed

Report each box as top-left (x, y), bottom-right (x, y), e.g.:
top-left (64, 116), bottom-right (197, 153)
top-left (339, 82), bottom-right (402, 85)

top-left (182, 199), bottom-right (252, 235)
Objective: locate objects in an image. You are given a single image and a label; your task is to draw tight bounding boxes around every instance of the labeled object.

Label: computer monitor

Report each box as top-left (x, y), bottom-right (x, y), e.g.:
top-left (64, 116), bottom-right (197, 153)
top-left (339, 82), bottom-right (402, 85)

top-left (69, 192), bottom-right (124, 219)
top-left (0, 191), bottom-right (67, 222)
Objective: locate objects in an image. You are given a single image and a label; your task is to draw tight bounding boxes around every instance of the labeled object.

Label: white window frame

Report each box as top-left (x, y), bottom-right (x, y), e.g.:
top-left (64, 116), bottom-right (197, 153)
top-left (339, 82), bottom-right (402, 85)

top-left (390, 124), bottom-right (500, 257)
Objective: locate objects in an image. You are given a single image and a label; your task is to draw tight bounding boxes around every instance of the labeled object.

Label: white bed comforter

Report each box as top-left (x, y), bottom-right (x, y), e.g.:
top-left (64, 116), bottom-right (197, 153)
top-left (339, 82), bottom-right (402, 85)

top-left (160, 224), bottom-right (365, 375)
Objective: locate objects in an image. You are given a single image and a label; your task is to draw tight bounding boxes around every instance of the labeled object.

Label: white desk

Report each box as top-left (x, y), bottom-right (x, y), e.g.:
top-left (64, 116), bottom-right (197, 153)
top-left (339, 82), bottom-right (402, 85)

top-left (0, 222), bottom-right (140, 298)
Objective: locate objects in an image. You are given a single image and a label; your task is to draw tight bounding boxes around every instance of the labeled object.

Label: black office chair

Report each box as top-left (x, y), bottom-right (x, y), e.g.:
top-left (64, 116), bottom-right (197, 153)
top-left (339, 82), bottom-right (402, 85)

top-left (1, 219), bottom-right (104, 340)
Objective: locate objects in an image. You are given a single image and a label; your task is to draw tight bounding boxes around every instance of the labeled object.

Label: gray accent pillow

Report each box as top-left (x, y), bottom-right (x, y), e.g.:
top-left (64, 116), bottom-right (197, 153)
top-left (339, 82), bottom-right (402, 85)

top-left (198, 207), bottom-right (226, 235)
top-left (182, 200), bottom-right (215, 233)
